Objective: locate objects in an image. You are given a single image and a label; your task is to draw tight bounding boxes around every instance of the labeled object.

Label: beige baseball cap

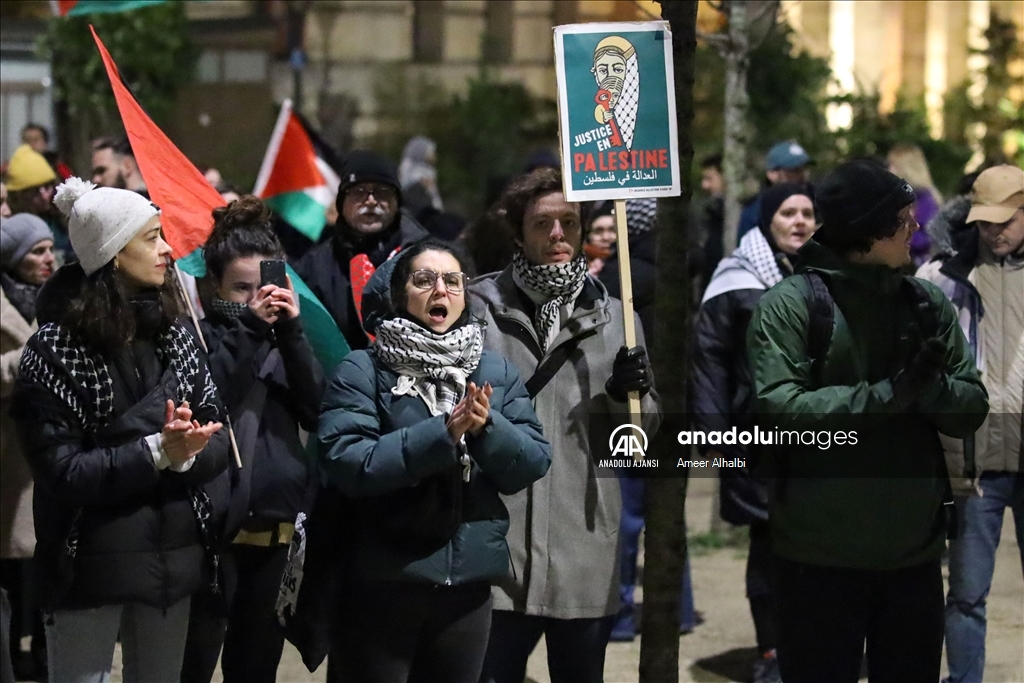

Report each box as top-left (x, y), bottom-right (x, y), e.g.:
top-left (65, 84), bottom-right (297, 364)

top-left (967, 165), bottom-right (1024, 224)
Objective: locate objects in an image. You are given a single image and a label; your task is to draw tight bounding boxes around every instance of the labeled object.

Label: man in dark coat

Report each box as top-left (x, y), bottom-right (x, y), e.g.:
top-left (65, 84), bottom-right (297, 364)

top-left (292, 150), bottom-right (428, 350)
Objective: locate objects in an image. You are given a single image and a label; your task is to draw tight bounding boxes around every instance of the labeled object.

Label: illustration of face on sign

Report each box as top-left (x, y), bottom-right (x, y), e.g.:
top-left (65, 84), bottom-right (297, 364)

top-left (591, 36), bottom-right (639, 151)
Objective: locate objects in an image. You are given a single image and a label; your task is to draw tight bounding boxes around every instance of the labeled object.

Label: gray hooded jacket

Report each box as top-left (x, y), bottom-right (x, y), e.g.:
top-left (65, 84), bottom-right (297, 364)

top-left (469, 267), bottom-right (661, 619)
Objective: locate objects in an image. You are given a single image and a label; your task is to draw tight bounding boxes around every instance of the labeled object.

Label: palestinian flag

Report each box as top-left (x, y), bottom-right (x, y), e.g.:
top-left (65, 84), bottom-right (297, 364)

top-left (254, 100), bottom-right (340, 243)
top-left (91, 26), bottom-right (350, 372)
top-left (52, 0), bottom-right (166, 16)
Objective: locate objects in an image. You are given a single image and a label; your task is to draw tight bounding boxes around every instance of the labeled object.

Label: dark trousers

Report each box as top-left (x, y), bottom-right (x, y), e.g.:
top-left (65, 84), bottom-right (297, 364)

top-left (481, 611), bottom-right (615, 683)
top-left (1, 588), bottom-right (13, 683)
top-left (0, 560), bottom-right (43, 670)
top-left (335, 580), bottom-right (492, 683)
top-left (776, 557), bottom-right (944, 683)
top-left (618, 475), bottom-right (696, 629)
top-left (180, 544), bottom-right (290, 683)
top-left (746, 520), bottom-right (778, 653)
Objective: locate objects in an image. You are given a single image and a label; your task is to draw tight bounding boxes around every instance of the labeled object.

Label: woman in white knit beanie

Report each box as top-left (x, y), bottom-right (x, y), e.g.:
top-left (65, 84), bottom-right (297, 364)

top-left (10, 178), bottom-right (230, 683)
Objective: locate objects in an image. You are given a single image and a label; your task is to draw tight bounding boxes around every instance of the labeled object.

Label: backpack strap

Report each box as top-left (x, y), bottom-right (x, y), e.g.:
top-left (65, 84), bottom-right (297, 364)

top-left (800, 272), bottom-right (835, 387)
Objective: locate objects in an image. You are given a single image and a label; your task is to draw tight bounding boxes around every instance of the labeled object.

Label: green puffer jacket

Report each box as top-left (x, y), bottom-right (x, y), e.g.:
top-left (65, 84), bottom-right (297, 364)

top-left (747, 240), bottom-right (988, 570)
top-left (318, 347), bottom-right (551, 586)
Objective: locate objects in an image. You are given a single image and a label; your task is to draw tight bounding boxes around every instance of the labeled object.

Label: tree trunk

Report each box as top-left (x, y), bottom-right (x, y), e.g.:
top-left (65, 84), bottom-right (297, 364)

top-left (721, 0), bottom-right (750, 254)
top-left (642, 2), bottom-right (698, 682)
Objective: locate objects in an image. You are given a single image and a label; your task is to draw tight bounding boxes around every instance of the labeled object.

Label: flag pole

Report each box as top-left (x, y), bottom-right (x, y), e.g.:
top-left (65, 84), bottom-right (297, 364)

top-left (174, 263), bottom-right (243, 470)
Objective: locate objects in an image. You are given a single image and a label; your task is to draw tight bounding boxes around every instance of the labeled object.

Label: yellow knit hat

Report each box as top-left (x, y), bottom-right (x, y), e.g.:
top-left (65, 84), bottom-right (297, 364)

top-left (5, 144), bottom-right (57, 192)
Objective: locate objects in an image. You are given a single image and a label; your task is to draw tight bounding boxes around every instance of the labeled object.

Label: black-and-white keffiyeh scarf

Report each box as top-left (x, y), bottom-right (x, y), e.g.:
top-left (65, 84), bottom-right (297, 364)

top-left (511, 250), bottom-right (588, 351)
top-left (19, 321), bottom-right (218, 428)
top-left (374, 317), bottom-right (483, 418)
top-left (625, 198), bottom-right (658, 236)
top-left (18, 320), bottom-right (223, 592)
top-left (739, 228), bottom-right (786, 288)
top-left (209, 296), bottom-right (248, 320)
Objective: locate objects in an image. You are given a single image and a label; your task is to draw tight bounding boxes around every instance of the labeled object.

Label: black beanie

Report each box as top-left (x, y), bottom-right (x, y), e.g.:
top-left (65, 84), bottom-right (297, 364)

top-left (815, 159), bottom-right (915, 237)
top-left (336, 150), bottom-right (401, 210)
top-left (759, 182), bottom-right (815, 233)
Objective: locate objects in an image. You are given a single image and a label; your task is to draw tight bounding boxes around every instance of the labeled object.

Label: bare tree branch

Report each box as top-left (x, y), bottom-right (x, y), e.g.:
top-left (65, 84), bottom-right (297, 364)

top-left (697, 31), bottom-right (731, 51)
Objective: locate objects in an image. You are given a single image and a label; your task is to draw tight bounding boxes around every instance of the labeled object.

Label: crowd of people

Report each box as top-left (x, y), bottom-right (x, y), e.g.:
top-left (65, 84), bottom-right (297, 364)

top-left (0, 118), bottom-right (1021, 683)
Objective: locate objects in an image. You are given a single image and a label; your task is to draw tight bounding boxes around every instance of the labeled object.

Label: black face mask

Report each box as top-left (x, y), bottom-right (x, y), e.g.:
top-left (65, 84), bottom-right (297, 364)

top-left (210, 296), bottom-right (248, 320)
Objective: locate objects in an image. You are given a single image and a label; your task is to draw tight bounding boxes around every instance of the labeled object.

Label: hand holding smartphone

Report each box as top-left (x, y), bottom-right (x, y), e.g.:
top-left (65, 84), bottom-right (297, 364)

top-left (256, 260), bottom-right (299, 322)
top-left (260, 259), bottom-right (287, 289)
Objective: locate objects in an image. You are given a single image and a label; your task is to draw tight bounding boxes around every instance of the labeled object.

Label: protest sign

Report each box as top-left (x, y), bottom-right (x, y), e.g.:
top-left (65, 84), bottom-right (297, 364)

top-left (554, 22), bottom-right (680, 202)
top-left (554, 21), bottom-right (680, 432)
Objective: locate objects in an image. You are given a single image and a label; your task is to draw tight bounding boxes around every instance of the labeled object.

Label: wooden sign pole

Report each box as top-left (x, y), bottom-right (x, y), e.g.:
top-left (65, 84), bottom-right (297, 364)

top-left (613, 199), bottom-right (643, 431)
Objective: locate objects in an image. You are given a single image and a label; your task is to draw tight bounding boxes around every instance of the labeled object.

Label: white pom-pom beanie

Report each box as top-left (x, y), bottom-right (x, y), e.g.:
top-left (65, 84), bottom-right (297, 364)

top-left (53, 177), bottom-right (159, 275)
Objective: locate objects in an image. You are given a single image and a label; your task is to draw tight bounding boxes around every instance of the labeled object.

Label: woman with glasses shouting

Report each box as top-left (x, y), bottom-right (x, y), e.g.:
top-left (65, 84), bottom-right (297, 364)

top-left (318, 239), bottom-right (551, 683)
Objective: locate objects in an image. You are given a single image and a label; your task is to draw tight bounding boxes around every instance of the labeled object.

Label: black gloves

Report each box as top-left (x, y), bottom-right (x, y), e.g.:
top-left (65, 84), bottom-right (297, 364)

top-left (892, 337), bottom-right (947, 410)
top-left (606, 346), bottom-right (652, 402)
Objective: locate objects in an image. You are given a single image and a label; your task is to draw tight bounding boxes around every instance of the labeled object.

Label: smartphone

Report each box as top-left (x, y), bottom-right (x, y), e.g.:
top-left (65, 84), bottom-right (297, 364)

top-left (260, 259), bottom-right (287, 289)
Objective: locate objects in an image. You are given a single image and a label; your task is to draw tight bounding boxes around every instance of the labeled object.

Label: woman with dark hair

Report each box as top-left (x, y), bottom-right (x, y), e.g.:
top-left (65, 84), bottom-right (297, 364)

top-left (11, 178), bottom-right (229, 683)
top-left (319, 238), bottom-right (551, 683)
top-left (692, 182), bottom-right (816, 683)
top-left (180, 196), bottom-right (325, 683)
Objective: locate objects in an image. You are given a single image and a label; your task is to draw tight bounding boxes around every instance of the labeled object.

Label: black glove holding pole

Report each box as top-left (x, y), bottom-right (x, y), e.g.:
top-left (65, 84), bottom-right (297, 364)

top-left (892, 337), bottom-right (947, 410)
top-left (606, 346), bottom-right (652, 402)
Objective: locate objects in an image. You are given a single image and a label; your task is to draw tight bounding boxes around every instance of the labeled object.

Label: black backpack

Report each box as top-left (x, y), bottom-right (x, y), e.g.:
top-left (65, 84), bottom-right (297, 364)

top-left (799, 272), bottom-right (958, 540)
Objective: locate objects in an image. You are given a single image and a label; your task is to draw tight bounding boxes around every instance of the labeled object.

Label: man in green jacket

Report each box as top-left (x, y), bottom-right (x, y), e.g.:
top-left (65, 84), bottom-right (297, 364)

top-left (747, 159), bottom-right (988, 683)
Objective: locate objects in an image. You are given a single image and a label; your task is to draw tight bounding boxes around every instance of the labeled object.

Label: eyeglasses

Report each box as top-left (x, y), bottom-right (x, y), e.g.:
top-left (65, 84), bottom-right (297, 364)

top-left (409, 270), bottom-right (466, 293)
top-left (346, 184), bottom-right (396, 204)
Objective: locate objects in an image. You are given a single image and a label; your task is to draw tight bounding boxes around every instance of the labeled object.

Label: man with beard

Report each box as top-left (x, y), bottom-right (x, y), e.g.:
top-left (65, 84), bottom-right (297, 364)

top-left (90, 137), bottom-right (147, 195)
top-left (90, 138), bottom-right (126, 189)
top-left (916, 165), bottom-right (1024, 683)
top-left (472, 168), bottom-right (660, 683)
top-left (293, 150), bottom-right (428, 350)
top-left (591, 36), bottom-right (640, 151)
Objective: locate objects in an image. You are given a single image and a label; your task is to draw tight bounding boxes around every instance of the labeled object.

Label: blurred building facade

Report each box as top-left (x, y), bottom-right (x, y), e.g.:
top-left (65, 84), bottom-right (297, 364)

top-left (1, 0), bottom-right (1021, 172)
top-left (283, 0), bottom-right (1023, 161)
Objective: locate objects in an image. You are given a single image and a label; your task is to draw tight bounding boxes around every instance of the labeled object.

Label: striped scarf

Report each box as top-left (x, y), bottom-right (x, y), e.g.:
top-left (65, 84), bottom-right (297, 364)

top-left (373, 317), bottom-right (483, 417)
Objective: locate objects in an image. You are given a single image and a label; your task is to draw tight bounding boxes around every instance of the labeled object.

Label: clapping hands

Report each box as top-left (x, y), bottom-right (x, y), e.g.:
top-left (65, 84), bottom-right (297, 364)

top-left (446, 382), bottom-right (494, 443)
top-left (160, 400), bottom-right (223, 465)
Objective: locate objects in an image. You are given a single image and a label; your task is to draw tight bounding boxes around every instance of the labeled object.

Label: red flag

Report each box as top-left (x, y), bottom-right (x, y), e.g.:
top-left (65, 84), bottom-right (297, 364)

top-left (52, 1), bottom-right (78, 16)
top-left (90, 25), bottom-right (224, 260)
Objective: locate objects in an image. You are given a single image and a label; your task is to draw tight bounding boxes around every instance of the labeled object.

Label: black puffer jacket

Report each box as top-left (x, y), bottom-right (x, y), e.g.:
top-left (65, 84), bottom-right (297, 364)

top-left (200, 308), bottom-right (324, 538)
top-left (692, 229), bottom-right (794, 525)
top-left (292, 210), bottom-right (428, 350)
top-left (597, 230), bottom-right (657, 343)
top-left (12, 264), bottom-right (230, 610)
